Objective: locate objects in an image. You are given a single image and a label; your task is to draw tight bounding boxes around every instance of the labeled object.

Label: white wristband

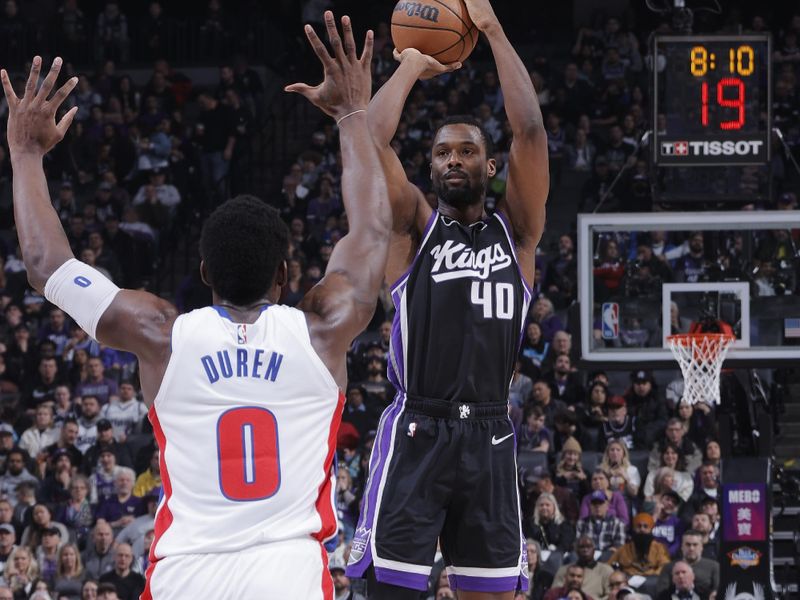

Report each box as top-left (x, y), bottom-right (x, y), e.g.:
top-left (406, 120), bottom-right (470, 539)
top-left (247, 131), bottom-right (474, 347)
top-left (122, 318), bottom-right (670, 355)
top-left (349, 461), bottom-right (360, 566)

top-left (43, 259), bottom-right (121, 340)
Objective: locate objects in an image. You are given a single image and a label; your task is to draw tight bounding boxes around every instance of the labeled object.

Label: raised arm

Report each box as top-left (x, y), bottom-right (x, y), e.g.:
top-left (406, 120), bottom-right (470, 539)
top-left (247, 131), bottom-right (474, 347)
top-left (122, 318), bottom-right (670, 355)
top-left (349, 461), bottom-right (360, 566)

top-left (286, 13), bottom-right (391, 388)
top-left (2, 57), bottom-right (176, 406)
top-left (367, 49), bottom-right (459, 282)
top-left (465, 0), bottom-right (548, 286)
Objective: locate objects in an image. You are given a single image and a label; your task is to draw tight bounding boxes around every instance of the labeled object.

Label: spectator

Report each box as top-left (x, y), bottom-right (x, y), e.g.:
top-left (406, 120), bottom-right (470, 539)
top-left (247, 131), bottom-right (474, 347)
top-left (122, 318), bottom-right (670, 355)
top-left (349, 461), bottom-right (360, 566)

top-left (552, 536), bottom-right (614, 600)
top-left (42, 419), bottom-right (82, 471)
top-left (524, 493), bottom-right (575, 574)
top-left (0, 524), bottom-right (16, 578)
top-left (95, 469), bottom-right (141, 535)
top-left (0, 450), bottom-right (38, 507)
top-left (76, 396), bottom-right (102, 454)
top-left (54, 475), bottom-right (93, 551)
top-left (647, 419), bottom-right (702, 475)
top-left (555, 437), bottom-right (589, 498)
top-left (625, 371), bottom-right (669, 450)
top-left (651, 490), bottom-right (685, 557)
top-left (544, 564), bottom-right (596, 600)
top-left (81, 522), bottom-right (114, 581)
top-left (575, 491), bottom-right (626, 558)
top-left (328, 554), bottom-right (364, 600)
top-left (526, 539), bottom-right (554, 600)
top-left (195, 92), bottom-right (236, 205)
top-left (53, 543), bottom-right (85, 600)
top-left (644, 444), bottom-right (694, 502)
top-left (20, 504), bottom-right (69, 552)
top-left (546, 353), bottom-right (584, 407)
top-left (115, 493), bottom-right (157, 556)
top-left (34, 526), bottom-right (62, 588)
top-left (656, 531), bottom-right (719, 598)
top-left (508, 361), bottom-right (534, 410)
top-left (98, 544), bottom-right (143, 600)
top-left (655, 561), bottom-right (702, 600)
top-left (599, 439), bottom-right (641, 499)
top-left (530, 299), bottom-right (565, 343)
top-left (19, 405), bottom-right (60, 460)
top-left (602, 396), bottom-right (638, 451)
top-left (27, 357), bottom-right (63, 409)
top-left (132, 449), bottom-right (160, 499)
top-left (530, 472), bottom-right (580, 526)
top-left (607, 513), bottom-right (670, 591)
top-left (517, 405), bottom-right (551, 453)
top-left (83, 417), bottom-right (133, 476)
top-left (579, 471), bottom-right (630, 527)
top-left (689, 513), bottom-right (718, 561)
top-left (0, 546), bottom-right (38, 598)
top-left (74, 358), bottom-right (118, 406)
top-left (95, 1), bottom-right (130, 62)
top-left (100, 382), bottom-right (146, 442)
top-left (532, 379), bottom-right (568, 430)
top-left (519, 322), bottom-right (549, 380)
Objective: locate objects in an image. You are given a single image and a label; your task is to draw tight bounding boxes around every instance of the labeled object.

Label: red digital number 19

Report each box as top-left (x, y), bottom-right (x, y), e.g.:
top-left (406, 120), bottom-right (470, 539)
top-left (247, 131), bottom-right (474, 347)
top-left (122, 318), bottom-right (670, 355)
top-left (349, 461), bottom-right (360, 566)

top-left (700, 77), bottom-right (745, 131)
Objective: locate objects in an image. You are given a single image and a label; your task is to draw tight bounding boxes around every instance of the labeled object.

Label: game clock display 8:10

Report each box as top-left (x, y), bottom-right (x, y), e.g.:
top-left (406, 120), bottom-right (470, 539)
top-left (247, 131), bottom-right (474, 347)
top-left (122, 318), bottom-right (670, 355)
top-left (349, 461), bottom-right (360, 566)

top-left (653, 34), bottom-right (771, 166)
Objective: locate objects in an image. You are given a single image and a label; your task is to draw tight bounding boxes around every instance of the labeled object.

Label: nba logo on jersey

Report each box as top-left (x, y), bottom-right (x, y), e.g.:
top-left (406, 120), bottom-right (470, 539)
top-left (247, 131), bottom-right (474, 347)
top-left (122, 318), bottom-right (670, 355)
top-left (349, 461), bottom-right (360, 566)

top-left (601, 303), bottom-right (619, 339)
top-left (237, 324), bottom-right (247, 344)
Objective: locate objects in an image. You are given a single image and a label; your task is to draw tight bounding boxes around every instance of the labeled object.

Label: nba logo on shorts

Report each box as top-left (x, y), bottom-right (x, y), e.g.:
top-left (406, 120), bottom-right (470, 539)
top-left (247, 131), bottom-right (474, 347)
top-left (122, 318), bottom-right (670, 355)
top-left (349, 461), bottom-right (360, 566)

top-left (601, 303), bottom-right (619, 339)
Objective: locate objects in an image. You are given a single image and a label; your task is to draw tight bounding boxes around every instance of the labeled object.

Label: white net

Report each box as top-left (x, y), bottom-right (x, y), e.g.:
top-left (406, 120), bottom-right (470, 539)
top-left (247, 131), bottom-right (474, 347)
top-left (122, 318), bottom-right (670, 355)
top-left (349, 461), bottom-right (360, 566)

top-left (666, 334), bottom-right (735, 405)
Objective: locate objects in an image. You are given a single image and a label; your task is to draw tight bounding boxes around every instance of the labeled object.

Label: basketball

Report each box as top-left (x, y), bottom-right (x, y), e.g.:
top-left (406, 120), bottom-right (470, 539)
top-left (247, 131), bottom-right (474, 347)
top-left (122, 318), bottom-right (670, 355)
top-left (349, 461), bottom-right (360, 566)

top-left (391, 0), bottom-right (478, 65)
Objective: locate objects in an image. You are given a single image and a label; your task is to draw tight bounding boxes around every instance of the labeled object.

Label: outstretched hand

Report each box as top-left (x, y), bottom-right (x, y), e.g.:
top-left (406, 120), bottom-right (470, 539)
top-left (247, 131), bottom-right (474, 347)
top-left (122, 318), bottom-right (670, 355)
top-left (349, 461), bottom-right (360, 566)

top-left (1, 56), bottom-right (79, 157)
top-left (392, 48), bottom-right (461, 81)
top-left (285, 11), bottom-right (373, 121)
top-left (462, 0), bottom-right (500, 32)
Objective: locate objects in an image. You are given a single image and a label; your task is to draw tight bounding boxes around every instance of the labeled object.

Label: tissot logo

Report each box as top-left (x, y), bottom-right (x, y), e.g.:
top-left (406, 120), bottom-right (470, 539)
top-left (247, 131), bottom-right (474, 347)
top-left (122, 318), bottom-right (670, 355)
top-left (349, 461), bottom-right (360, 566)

top-left (661, 140), bottom-right (764, 157)
top-left (429, 240), bottom-right (512, 282)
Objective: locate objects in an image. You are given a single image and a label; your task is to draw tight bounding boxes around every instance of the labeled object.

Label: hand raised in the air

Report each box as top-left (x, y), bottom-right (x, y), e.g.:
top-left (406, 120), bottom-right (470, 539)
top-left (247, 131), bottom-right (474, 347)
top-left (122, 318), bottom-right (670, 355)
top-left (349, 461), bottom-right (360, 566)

top-left (285, 11), bottom-right (373, 122)
top-left (393, 48), bottom-right (461, 81)
top-left (462, 0), bottom-right (500, 33)
top-left (1, 56), bottom-right (79, 157)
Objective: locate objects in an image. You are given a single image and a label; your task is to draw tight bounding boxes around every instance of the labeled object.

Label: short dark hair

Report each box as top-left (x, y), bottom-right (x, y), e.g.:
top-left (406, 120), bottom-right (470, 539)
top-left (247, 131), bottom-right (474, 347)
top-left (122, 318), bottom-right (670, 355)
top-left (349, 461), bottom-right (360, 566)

top-left (434, 115), bottom-right (495, 157)
top-left (199, 195), bottom-right (289, 306)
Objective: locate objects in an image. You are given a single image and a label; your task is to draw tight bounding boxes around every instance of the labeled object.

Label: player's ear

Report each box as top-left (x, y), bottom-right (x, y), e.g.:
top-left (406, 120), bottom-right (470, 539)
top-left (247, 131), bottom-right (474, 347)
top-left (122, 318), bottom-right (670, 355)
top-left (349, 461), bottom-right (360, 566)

top-left (487, 158), bottom-right (497, 178)
top-left (274, 260), bottom-right (288, 288)
top-left (199, 260), bottom-right (211, 288)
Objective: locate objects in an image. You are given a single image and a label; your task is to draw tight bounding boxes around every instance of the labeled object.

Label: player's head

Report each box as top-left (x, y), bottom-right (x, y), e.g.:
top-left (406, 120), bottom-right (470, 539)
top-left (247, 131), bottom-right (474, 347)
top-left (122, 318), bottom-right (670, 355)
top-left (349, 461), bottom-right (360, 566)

top-left (430, 116), bottom-right (496, 209)
top-left (199, 195), bottom-right (289, 306)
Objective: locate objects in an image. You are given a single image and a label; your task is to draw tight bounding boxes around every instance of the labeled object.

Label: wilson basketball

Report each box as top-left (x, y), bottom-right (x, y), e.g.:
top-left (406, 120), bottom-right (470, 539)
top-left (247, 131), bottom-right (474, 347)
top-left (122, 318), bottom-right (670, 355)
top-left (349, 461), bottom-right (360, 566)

top-left (391, 0), bottom-right (478, 65)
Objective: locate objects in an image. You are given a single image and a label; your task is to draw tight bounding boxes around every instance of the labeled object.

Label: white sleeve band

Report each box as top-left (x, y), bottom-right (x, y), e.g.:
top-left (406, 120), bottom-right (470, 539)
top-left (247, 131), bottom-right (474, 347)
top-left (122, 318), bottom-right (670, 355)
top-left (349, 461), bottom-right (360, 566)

top-left (43, 258), bottom-right (121, 340)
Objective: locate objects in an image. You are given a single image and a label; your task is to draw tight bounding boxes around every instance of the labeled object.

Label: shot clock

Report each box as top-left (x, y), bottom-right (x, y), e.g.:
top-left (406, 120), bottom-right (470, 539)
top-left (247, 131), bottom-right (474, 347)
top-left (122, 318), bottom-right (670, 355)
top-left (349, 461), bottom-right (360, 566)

top-left (653, 35), bottom-right (771, 166)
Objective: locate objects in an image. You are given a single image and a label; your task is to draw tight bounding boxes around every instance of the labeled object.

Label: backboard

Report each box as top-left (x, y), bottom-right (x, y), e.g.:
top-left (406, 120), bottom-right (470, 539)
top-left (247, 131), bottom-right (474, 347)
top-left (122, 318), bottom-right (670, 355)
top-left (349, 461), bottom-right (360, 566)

top-left (578, 211), bottom-right (800, 367)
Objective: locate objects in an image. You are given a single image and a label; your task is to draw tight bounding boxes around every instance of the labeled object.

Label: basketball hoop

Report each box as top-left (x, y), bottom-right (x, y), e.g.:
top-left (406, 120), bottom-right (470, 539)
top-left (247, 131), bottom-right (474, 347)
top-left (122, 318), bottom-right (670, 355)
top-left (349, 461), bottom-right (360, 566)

top-left (666, 333), bottom-right (735, 405)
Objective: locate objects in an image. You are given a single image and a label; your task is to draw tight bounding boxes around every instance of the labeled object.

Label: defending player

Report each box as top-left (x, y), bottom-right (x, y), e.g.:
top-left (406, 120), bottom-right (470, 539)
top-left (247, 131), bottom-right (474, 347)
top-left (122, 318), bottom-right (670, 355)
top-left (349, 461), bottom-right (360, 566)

top-left (346, 1), bottom-right (548, 599)
top-left (2, 13), bottom-right (389, 599)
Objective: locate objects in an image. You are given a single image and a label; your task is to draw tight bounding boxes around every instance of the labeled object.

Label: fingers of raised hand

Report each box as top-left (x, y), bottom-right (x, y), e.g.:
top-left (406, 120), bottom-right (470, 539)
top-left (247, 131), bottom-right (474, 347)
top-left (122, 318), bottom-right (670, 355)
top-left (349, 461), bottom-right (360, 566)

top-left (360, 29), bottom-right (374, 66)
top-left (48, 76), bottom-right (78, 109)
top-left (341, 16), bottom-right (357, 59)
top-left (323, 11), bottom-right (345, 61)
top-left (23, 56), bottom-right (42, 100)
top-left (37, 57), bottom-right (64, 103)
top-left (0, 69), bottom-right (19, 106)
top-left (304, 24), bottom-right (335, 70)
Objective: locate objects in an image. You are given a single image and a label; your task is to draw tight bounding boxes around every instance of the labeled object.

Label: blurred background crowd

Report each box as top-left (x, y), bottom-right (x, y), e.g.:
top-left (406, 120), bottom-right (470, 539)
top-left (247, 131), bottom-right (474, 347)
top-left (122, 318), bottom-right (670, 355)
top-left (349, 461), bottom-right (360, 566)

top-left (0, 0), bottom-right (796, 599)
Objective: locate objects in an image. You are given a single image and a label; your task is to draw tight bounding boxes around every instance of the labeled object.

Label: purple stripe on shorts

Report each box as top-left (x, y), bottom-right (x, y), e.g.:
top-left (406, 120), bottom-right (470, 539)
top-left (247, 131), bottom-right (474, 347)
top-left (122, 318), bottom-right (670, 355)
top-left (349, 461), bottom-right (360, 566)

top-left (345, 394), bottom-right (405, 577)
top-left (374, 566), bottom-right (430, 591)
top-left (387, 306), bottom-right (405, 392)
top-left (448, 573), bottom-right (526, 593)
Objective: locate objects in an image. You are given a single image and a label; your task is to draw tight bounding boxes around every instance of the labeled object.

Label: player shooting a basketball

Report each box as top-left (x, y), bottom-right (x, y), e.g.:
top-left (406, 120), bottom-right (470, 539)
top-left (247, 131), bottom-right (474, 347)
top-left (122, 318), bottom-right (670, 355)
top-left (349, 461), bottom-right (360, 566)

top-left (3, 13), bottom-right (392, 597)
top-left (346, 1), bottom-right (548, 598)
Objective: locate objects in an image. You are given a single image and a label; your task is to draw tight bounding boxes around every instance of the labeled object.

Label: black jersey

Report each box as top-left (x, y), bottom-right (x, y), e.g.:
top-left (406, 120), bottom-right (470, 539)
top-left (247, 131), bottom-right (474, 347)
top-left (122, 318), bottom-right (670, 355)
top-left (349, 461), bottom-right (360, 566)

top-left (387, 211), bottom-right (531, 404)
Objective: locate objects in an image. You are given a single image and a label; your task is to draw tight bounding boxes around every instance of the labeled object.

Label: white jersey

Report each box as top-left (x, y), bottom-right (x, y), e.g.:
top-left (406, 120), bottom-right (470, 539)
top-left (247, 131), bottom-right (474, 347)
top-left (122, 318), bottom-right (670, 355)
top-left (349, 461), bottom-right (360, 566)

top-left (148, 305), bottom-right (342, 560)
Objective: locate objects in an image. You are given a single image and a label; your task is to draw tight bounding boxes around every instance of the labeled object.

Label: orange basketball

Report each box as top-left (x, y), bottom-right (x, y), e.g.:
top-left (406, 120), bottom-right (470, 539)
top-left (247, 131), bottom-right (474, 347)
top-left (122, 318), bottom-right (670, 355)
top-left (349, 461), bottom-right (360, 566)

top-left (391, 0), bottom-right (478, 65)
